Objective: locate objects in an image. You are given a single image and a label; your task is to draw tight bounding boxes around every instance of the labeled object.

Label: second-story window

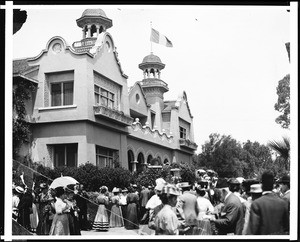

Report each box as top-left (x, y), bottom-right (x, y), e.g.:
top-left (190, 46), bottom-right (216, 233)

top-left (51, 81), bottom-right (73, 106)
top-left (94, 85), bottom-right (115, 109)
top-left (179, 126), bottom-right (187, 139)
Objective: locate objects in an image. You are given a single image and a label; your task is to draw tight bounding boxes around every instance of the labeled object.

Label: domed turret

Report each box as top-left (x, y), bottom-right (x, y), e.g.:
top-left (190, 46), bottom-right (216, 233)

top-left (81, 9), bottom-right (107, 18)
top-left (76, 9), bottom-right (112, 39)
top-left (139, 53), bottom-right (165, 75)
top-left (138, 53), bottom-right (168, 109)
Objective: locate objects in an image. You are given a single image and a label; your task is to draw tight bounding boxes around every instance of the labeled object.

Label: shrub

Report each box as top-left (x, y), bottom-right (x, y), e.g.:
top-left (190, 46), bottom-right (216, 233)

top-left (135, 167), bottom-right (170, 187)
top-left (178, 163), bottom-right (196, 185)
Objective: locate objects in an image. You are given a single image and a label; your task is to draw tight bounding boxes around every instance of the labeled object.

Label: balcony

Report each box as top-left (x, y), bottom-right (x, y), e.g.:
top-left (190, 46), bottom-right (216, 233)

top-left (140, 78), bottom-right (169, 92)
top-left (179, 138), bottom-right (198, 150)
top-left (94, 105), bottom-right (133, 126)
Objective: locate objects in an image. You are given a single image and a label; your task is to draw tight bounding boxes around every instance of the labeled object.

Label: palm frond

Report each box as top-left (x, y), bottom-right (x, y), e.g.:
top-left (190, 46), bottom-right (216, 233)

top-left (267, 136), bottom-right (290, 161)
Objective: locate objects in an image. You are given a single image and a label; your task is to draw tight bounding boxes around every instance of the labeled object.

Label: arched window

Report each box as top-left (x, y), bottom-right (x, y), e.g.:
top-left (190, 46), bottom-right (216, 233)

top-left (137, 152), bottom-right (145, 173)
top-left (163, 158), bottom-right (169, 166)
top-left (127, 150), bottom-right (134, 172)
top-left (147, 155), bottom-right (153, 165)
top-left (100, 26), bottom-right (104, 34)
top-left (156, 156), bottom-right (162, 165)
top-left (91, 25), bottom-right (97, 37)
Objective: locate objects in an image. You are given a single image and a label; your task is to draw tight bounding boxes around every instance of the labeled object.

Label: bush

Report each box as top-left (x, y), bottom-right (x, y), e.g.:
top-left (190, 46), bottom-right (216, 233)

top-left (178, 163), bottom-right (196, 185)
top-left (135, 167), bottom-right (171, 187)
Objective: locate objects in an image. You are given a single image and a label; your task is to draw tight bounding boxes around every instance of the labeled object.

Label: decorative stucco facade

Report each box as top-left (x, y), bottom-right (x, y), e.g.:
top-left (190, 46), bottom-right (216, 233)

top-left (13, 9), bottom-right (197, 172)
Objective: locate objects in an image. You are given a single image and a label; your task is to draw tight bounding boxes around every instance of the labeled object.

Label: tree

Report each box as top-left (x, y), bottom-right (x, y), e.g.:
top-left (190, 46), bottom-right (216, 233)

top-left (241, 140), bottom-right (274, 178)
top-left (274, 74), bottom-right (290, 129)
top-left (13, 79), bottom-right (36, 158)
top-left (196, 134), bottom-right (278, 179)
top-left (197, 134), bottom-right (246, 178)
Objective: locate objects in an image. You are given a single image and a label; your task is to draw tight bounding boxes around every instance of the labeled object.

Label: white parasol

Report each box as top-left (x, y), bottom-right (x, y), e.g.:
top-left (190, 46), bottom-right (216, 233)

top-left (49, 176), bottom-right (79, 189)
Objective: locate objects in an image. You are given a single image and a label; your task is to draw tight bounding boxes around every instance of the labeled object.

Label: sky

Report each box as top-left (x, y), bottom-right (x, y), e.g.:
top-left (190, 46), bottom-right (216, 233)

top-left (12, 5), bottom-right (292, 153)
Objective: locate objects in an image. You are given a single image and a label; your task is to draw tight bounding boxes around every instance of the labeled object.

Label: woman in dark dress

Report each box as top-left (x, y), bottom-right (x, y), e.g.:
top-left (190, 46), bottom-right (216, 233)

top-left (125, 187), bottom-right (139, 230)
top-left (36, 195), bottom-right (55, 235)
top-left (65, 189), bottom-right (81, 235)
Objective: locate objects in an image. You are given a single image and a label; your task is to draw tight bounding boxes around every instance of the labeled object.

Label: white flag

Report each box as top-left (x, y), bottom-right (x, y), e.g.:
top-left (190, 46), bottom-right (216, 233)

top-left (150, 28), bottom-right (173, 47)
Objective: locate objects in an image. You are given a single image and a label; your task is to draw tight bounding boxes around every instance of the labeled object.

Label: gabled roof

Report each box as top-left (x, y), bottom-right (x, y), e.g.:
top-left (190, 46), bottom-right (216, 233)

top-left (128, 81), bottom-right (149, 107)
top-left (13, 58), bottom-right (39, 75)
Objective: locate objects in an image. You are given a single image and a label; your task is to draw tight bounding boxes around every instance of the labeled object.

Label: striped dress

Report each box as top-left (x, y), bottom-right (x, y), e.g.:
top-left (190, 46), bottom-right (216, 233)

top-left (92, 194), bottom-right (109, 231)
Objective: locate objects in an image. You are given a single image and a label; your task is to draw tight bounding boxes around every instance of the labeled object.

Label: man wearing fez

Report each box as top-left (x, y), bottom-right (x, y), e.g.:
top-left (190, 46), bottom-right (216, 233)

top-left (209, 178), bottom-right (244, 235)
top-left (246, 171), bottom-right (289, 235)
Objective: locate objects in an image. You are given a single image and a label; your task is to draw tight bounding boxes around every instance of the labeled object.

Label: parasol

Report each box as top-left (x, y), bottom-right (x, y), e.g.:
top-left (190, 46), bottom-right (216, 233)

top-left (49, 176), bottom-right (79, 189)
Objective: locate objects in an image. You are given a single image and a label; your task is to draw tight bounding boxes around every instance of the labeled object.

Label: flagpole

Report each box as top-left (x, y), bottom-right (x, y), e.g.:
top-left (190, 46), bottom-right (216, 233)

top-left (150, 21), bottom-right (153, 54)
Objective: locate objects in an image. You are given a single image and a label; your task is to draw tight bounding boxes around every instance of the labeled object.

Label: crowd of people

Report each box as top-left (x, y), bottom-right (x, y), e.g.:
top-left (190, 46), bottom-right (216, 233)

top-left (12, 170), bottom-right (290, 236)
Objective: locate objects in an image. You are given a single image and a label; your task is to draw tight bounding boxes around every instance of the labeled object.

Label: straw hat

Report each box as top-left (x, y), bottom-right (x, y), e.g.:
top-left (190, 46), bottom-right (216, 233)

top-left (112, 187), bottom-right (120, 193)
top-left (40, 183), bottom-right (47, 189)
top-left (155, 178), bottom-right (167, 191)
top-left (122, 188), bottom-right (128, 193)
top-left (177, 182), bottom-right (191, 188)
top-left (236, 177), bottom-right (245, 184)
top-left (250, 184), bottom-right (262, 193)
top-left (15, 186), bottom-right (25, 194)
top-left (155, 183), bottom-right (165, 191)
top-left (161, 184), bottom-right (180, 196)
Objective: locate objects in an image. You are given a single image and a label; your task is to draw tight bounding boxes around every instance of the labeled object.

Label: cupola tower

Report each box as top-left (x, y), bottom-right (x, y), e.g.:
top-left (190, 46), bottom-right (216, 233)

top-left (138, 53), bottom-right (169, 110)
top-left (72, 9), bottom-right (112, 53)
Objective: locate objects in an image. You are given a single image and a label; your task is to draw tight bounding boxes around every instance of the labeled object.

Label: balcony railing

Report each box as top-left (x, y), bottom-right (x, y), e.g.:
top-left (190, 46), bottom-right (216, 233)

top-left (179, 138), bottom-right (198, 150)
top-left (94, 105), bottom-right (133, 126)
top-left (140, 78), bottom-right (169, 90)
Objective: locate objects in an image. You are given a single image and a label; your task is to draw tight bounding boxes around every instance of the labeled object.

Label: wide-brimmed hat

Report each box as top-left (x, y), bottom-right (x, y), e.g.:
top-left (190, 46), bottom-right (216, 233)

top-left (227, 178), bottom-right (240, 185)
top-left (161, 184), bottom-right (180, 196)
top-left (112, 187), bottom-right (120, 193)
top-left (250, 184), bottom-right (262, 193)
top-left (15, 186), bottom-right (25, 194)
top-left (132, 184), bottom-right (138, 188)
top-left (155, 178), bottom-right (166, 191)
top-left (155, 183), bottom-right (165, 191)
top-left (278, 175), bottom-right (290, 184)
top-left (178, 182), bottom-right (191, 188)
top-left (236, 177), bottom-right (245, 184)
top-left (100, 186), bottom-right (108, 192)
top-left (122, 188), bottom-right (128, 193)
top-left (40, 183), bottom-right (47, 189)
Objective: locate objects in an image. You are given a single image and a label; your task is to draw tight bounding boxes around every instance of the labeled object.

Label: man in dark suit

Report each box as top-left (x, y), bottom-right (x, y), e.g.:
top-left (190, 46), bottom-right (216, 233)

top-left (209, 178), bottom-right (244, 235)
top-left (246, 171), bottom-right (289, 235)
top-left (139, 185), bottom-right (150, 223)
top-left (176, 182), bottom-right (199, 235)
top-left (278, 174), bottom-right (290, 212)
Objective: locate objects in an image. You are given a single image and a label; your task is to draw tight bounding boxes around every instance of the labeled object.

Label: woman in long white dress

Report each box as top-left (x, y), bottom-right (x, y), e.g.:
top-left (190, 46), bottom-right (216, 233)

top-left (109, 188), bottom-right (124, 227)
top-left (49, 187), bottom-right (70, 235)
top-left (92, 186), bottom-right (110, 231)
